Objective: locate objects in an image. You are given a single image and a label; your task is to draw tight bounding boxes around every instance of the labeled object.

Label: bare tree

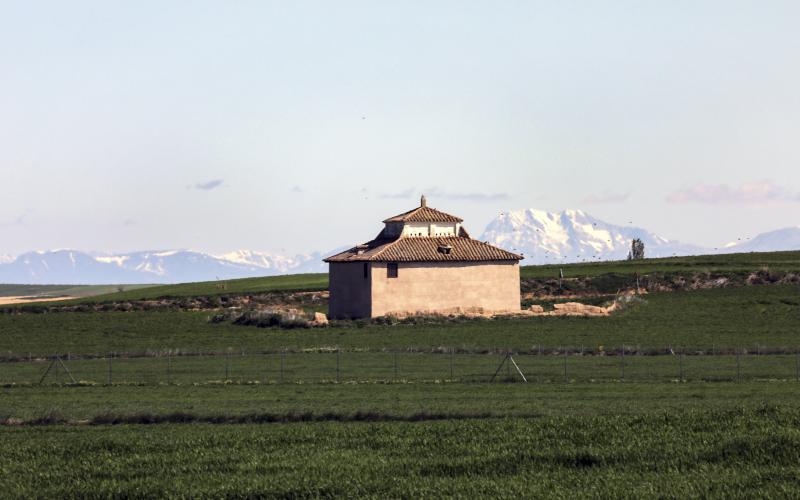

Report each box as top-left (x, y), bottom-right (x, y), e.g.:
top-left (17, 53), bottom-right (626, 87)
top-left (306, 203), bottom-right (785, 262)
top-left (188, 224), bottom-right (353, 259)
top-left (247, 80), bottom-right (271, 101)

top-left (627, 238), bottom-right (645, 260)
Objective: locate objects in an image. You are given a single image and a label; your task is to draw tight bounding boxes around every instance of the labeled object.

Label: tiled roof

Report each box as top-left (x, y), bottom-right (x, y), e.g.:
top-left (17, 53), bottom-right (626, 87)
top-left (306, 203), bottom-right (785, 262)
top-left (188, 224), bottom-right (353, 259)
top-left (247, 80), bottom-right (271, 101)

top-left (324, 236), bottom-right (522, 263)
top-left (382, 206), bottom-right (463, 223)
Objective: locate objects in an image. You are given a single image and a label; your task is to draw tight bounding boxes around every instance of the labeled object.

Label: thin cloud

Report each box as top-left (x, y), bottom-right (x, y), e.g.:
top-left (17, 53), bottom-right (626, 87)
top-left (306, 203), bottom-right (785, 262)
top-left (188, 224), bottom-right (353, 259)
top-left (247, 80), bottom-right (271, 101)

top-left (380, 187), bottom-right (510, 202)
top-left (0, 213), bottom-right (28, 227)
top-left (291, 185), bottom-right (303, 193)
top-left (581, 191), bottom-right (630, 204)
top-left (666, 181), bottom-right (800, 205)
top-left (379, 188), bottom-right (415, 199)
top-left (191, 179), bottom-right (225, 191)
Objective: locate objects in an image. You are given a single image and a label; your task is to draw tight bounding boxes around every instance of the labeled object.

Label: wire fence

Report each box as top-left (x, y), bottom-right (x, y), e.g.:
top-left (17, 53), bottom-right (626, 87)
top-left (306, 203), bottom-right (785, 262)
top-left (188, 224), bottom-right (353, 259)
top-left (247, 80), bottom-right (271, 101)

top-left (2, 347), bottom-right (800, 385)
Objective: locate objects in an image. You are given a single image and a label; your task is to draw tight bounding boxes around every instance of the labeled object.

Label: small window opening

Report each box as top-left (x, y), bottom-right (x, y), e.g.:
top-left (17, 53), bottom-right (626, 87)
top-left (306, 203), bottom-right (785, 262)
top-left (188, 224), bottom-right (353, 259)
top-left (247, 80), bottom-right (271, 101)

top-left (387, 262), bottom-right (398, 278)
top-left (437, 245), bottom-right (453, 255)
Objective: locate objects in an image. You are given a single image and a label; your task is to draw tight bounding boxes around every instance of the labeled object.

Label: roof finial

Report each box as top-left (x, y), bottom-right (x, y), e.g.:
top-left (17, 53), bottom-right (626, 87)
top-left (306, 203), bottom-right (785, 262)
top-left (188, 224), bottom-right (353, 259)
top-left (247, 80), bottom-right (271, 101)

top-left (420, 194), bottom-right (427, 208)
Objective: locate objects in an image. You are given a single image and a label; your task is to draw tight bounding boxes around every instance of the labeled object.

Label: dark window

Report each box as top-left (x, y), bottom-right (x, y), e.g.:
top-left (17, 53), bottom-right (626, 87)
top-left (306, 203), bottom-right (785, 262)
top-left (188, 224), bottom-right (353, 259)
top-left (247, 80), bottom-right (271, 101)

top-left (387, 262), bottom-right (398, 278)
top-left (363, 263), bottom-right (369, 279)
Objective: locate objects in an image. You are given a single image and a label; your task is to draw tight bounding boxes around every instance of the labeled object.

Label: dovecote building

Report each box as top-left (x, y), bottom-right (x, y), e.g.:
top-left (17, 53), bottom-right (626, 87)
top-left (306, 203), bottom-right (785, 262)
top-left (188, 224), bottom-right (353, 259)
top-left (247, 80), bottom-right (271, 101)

top-left (324, 196), bottom-right (523, 318)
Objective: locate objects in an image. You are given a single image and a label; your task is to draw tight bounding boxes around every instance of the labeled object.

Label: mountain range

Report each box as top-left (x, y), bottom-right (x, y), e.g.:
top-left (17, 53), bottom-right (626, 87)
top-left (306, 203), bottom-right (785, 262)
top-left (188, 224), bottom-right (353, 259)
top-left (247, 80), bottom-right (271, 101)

top-left (1, 209), bottom-right (798, 284)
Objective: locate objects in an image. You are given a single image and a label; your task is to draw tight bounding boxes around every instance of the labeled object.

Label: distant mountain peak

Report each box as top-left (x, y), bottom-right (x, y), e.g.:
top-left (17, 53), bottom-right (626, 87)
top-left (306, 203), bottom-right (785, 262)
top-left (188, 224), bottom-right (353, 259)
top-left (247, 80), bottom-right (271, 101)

top-left (480, 208), bottom-right (701, 264)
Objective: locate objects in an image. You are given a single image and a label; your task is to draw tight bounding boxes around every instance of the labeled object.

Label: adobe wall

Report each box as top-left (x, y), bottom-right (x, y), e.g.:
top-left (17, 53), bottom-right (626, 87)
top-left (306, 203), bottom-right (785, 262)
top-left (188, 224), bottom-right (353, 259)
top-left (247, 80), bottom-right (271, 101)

top-left (369, 261), bottom-right (520, 317)
top-left (328, 262), bottom-right (371, 319)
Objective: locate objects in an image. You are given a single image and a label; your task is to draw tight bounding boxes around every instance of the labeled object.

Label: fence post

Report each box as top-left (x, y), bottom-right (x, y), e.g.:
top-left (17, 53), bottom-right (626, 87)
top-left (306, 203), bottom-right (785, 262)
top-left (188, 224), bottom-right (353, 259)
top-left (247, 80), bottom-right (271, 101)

top-left (620, 344), bottom-right (625, 380)
top-left (225, 350), bottom-right (230, 380)
top-left (394, 351), bottom-right (398, 381)
top-left (336, 348), bottom-right (340, 383)
top-left (167, 351), bottom-right (172, 384)
top-left (679, 348), bottom-right (684, 381)
top-left (563, 347), bottom-right (567, 382)
top-left (107, 353), bottom-right (112, 385)
top-left (280, 350), bottom-right (285, 383)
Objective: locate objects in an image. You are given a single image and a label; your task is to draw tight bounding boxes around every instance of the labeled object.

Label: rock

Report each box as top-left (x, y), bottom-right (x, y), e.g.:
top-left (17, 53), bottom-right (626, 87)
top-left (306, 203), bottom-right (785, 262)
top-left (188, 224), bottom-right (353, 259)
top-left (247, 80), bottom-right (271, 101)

top-left (312, 312), bottom-right (329, 326)
top-left (529, 304), bottom-right (544, 313)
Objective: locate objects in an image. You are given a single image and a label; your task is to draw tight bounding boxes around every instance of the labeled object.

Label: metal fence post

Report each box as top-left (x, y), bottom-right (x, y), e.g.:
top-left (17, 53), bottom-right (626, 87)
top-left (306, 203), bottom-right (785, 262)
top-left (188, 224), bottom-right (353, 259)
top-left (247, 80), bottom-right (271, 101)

top-left (336, 348), bottom-right (340, 383)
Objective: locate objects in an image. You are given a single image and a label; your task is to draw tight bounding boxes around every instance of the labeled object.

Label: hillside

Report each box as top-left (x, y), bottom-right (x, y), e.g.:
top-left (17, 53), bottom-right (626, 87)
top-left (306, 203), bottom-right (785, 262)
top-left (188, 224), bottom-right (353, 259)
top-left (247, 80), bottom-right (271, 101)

top-left (9, 250), bottom-right (793, 306)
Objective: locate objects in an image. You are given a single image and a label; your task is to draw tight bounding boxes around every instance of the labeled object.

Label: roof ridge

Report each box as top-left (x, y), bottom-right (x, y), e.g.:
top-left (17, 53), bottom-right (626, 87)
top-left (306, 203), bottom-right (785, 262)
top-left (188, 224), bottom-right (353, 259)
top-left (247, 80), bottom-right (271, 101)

top-left (369, 236), bottom-right (403, 260)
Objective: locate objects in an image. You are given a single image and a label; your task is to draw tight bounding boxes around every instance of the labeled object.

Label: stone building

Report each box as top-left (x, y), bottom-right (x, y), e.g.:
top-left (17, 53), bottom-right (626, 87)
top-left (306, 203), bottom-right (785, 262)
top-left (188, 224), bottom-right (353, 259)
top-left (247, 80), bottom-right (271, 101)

top-left (324, 196), bottom-right (523, 319)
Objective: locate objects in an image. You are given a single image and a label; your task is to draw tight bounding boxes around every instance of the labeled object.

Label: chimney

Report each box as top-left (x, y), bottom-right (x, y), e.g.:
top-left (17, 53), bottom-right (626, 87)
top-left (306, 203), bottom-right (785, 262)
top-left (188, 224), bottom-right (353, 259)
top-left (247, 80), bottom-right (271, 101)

top-left (420, 194), bottom-right (427, 207)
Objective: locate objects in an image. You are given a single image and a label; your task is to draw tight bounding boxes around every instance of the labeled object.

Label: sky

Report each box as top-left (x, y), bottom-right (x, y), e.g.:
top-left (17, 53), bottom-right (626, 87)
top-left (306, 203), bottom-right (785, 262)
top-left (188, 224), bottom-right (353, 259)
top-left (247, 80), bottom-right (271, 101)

top-left (2, 1), bottom-right (800, 257)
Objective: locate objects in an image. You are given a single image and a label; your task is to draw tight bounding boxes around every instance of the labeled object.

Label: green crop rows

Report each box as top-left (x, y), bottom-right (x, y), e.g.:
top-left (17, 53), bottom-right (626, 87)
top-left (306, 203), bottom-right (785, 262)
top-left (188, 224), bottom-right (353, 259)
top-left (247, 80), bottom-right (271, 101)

top-left (2, 285), bottom-right (798, 355)
top-left (3, 408), bottom-right (800, 497)
top-left (3, 350), bottom-right (800, 386)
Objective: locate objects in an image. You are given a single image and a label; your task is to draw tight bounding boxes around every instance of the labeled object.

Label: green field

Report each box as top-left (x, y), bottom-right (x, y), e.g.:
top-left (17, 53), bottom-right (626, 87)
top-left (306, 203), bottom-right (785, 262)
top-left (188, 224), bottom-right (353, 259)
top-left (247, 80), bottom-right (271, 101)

top-left (520, 250), bottom-right (800, 279)
top-left (2, 252), bottom-right (800, 497)
top-left (2, 285), bottom-right (798, 356)
top-left (2, 404), bottom-right (800, 497)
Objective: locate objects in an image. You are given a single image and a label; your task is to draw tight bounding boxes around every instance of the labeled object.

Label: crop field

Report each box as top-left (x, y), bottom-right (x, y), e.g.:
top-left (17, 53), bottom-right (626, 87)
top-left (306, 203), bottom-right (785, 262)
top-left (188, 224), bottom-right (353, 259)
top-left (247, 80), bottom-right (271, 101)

top-left (1, 252), bottom-right (799, 497)
top-left (519, 250), bottom-right (800, 279)
top-left (2, 407), bottom-right (800, 497)
top-left (1, 284), bottom-right (798, 355)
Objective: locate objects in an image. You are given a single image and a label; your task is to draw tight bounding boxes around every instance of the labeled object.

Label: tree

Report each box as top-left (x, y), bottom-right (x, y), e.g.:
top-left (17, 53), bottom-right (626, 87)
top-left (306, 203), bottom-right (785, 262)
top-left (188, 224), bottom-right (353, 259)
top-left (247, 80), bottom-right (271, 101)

top-left (627, 238), bottom-right (645, 260)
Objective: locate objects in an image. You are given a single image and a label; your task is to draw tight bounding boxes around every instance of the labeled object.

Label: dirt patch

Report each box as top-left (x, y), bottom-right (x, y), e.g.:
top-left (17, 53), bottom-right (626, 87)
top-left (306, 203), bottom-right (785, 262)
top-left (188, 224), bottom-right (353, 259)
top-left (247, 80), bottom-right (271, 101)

top-left (0, 296), bottom-right (76, 306)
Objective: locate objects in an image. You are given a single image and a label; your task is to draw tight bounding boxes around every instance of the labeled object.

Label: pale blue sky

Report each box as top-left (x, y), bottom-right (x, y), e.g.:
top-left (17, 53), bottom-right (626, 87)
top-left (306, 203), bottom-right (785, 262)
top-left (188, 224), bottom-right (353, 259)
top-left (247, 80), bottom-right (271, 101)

top-left (2, 1), bottom-right (799, 256)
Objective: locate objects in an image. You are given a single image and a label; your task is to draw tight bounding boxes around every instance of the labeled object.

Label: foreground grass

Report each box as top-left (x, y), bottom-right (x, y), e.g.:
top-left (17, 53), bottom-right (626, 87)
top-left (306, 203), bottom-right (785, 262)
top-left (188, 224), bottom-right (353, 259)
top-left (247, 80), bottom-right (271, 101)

top-left (2, 350), bottom-right (799, 386)
top-left (1, 285), bottom-right (798, 355)
top-left (1, 381), bottom-right (799, 421)
top-left (2, 408), bottom-right (800, 498)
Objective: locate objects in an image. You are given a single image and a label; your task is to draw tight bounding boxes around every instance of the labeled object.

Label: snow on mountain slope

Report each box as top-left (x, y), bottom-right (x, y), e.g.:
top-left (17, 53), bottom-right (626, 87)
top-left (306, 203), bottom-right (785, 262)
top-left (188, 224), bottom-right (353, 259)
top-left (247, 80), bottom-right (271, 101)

top-left (718, 226), bottom-right (800, 254)
top-left (0, 248), bottom-right (332, 284)
top-left (479, 209), bottom-right (706, 264)
top-left (0, 254), bottom-right (14, 264)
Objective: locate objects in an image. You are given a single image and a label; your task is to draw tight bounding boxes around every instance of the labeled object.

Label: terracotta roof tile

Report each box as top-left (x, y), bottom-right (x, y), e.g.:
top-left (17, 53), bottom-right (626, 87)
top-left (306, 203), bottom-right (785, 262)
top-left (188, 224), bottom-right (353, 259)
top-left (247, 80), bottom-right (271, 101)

top-left (325, 236), bottom-right (522, 263)
top-left (382, 206), bottom-right (463, 223)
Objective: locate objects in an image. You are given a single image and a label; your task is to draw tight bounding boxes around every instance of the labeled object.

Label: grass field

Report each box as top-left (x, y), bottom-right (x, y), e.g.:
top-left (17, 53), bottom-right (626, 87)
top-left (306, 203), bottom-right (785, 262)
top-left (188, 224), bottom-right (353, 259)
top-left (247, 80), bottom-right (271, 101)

top-left (519, 250), bottom-right (800, 279)
top-left (1, 285), bottom-right (798, 356)
top-left (2, 251), bottom-right (800, 497)
top-left (1, 401), bottom-right (800, 497)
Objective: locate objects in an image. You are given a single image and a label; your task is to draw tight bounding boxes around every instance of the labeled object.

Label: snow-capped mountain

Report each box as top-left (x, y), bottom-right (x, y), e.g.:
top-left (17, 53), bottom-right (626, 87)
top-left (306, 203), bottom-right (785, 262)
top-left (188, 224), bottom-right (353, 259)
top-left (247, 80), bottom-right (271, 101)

top-left (0, 254), bottom-right (14, 264)
top-left (479, 209), bottom-right (706, 264)
top-left (719, 226), bottom-right (800, 254)
top-left (0, 249), bottom-right (329, 285)
top-left (2, 212), bottom-right (798, 284)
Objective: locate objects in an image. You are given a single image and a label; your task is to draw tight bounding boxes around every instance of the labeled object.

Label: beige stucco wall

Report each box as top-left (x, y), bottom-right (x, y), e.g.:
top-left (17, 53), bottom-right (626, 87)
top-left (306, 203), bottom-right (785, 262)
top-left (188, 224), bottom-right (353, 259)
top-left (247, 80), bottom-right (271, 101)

top-left (369, 261), bottom-right (520, 317)
top-left (328, 262), bottom-right (371, 319)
